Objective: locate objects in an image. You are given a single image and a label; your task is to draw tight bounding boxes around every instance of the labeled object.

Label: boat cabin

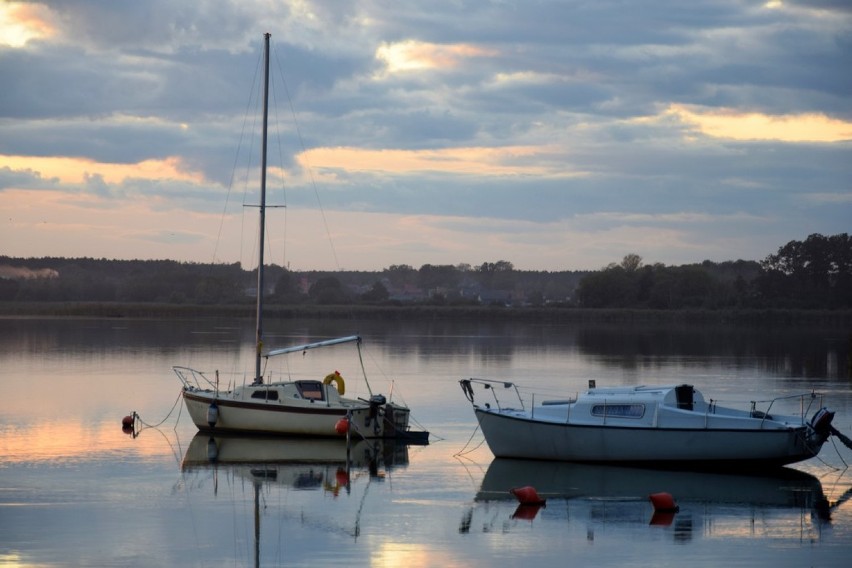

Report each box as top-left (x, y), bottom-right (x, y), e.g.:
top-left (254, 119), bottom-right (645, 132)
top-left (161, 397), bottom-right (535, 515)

top-left (532, 384), bottom-right (717, 428)
top-left (235, 380), bottom-right (344, 404)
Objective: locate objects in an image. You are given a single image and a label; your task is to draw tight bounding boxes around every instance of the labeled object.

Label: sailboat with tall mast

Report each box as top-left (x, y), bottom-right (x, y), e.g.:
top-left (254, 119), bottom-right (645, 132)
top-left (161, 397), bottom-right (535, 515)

top-left (173, 33), bottom-right (426, 442)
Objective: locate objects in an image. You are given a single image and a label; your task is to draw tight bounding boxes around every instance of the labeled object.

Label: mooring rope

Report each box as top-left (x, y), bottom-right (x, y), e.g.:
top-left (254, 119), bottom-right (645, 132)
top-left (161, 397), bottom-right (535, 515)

top-left (454, 423), bottom-right (486, 457)
top-left (134, 389), bottom-right (184, 430)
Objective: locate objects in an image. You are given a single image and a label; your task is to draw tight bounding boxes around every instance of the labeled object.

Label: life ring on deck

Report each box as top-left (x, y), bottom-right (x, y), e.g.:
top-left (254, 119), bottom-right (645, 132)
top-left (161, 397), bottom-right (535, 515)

top-left (323, 371), bottom-right (345, 396)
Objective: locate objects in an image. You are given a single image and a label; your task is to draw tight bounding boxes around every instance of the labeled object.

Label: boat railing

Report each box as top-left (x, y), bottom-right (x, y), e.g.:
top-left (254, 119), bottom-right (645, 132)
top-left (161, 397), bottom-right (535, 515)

top-left (743, 391), bottom-right (823, 426)
top-left (461, 378), bottom-right (525, 412)
top-left (173, 366), bottom-right (219, 391)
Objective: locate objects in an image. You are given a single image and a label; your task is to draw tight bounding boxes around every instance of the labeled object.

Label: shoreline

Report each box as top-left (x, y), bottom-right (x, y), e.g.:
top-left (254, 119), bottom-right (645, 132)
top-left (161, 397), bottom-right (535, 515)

top-left (2, 301), bottom-right (851, 327)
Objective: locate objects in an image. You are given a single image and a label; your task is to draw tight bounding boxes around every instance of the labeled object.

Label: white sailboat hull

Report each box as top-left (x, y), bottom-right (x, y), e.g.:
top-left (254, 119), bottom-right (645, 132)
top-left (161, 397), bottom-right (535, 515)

top-left (474, 408), bottom-right (818, 466)
top-left (463, 380), bottom-right (832, 467)
top-left (183, 388), bottom-right (412, 439)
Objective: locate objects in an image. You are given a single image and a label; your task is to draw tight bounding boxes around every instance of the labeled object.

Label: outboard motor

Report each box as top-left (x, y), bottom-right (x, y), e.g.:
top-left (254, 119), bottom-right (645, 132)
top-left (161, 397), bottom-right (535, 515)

top-left (369, 394), bottom-right (387, 415)
top-left (808, 407), bottom-right (835, 444)
top-left (367, 394), bottom-right (387, 433)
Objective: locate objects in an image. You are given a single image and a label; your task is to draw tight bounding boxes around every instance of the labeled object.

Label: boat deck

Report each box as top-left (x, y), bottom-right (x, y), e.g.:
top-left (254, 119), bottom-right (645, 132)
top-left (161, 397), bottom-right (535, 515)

top-left (482, 383), bottom-right (811, 431)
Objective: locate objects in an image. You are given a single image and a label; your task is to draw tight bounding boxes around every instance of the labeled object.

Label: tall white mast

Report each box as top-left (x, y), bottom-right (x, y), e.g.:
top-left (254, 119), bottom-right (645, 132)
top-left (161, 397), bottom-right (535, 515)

top-left (254, 32), bottom-right (270, 383)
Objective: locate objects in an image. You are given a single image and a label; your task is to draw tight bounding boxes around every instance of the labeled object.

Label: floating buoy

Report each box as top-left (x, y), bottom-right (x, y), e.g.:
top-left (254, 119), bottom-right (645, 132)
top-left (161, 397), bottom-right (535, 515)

top-left (649, 492), bottom-right (679, 513)
top-left (207, 402), bottom-right (219, 428)
top-left (649, 511), bottom-right (677, 526)
top-left (512, 503), bottom-right (545, 520)
top-left (510, 486), bottom-right (546, 506)
top-left (335, 417), bottom-right (350, 435)
top-left (121, 412), bottom-right (137, 436)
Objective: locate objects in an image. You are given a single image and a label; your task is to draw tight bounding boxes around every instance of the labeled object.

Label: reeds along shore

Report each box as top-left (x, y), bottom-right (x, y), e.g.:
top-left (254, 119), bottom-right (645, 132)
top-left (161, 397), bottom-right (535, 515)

top-left (1, 301), bottom-right (851, 327)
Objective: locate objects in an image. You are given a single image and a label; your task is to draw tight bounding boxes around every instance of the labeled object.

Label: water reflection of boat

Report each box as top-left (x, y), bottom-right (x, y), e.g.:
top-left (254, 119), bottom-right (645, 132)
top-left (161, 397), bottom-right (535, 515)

top-left (181, 432), bottom-right (411, 481)
top-left (460, 458), bottom-right (834, 539)
top-left (180, 433), bottom-right (412, 566)
top-left (476, 458), bottom-right (828, 508)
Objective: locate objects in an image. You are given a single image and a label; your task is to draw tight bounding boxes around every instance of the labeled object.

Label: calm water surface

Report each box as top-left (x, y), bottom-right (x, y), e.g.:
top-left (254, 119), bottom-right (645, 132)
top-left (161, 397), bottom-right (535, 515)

top-left (1, 316), bottom-right (851, 567)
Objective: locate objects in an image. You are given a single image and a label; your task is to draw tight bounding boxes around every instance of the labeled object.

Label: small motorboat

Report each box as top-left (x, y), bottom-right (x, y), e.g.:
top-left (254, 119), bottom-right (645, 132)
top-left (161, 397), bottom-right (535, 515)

top-left (460, 379), bottom-right (841, 467)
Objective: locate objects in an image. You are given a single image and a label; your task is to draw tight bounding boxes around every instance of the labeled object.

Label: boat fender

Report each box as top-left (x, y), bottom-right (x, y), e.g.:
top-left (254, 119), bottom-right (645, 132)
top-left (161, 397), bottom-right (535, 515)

top-left (335, 417), bottom-right (350, 435)
top-left (649, 492), bottom-right (679, 513)
top-left (207, 402), bottom-right (219, 428)
top-left (810, 407), bottom-right (835, 436)
top-left (323, 371), bottom-right (346, 395)
top-left (511, 486), bottom-right (546, 506)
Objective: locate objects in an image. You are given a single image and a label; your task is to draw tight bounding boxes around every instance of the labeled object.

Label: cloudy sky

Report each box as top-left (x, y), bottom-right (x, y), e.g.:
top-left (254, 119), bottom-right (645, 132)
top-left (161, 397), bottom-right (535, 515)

top-left (1, 1), bottom-right (849, 272)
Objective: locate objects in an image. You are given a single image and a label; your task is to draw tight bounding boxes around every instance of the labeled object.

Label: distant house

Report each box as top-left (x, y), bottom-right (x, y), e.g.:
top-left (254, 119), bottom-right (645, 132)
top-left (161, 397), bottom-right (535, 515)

top-left (457, 278), bottom-right (482, 301)
top-left (347, 283), bottom-right (373, 296)
top-left (244, 283), bottom-right (275, 298)
top-left (478, 289), bottom-right (513, 306)
top-left (388, 282), bottom-right (427, 302)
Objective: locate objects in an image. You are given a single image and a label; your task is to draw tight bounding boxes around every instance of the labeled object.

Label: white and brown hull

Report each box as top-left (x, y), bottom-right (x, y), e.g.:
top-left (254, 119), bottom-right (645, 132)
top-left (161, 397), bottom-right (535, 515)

top-left (183, 389), bottom-right (413, 439)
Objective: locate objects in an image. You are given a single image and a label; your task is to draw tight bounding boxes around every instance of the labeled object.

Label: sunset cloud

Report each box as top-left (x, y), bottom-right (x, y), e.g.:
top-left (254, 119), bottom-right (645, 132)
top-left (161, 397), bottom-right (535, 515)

top-left (298, 145), bottom-right (580, 177)
top-left (664, 105), bottom-right (852, 143)
top-left (0, 155), bottom-right (205, 186)
top-left (0, 1), bottom-right (55, 47)
top-left (376, 40), bottom-right (497, 73)
top-left (0, 1), bottom-right (848, 270)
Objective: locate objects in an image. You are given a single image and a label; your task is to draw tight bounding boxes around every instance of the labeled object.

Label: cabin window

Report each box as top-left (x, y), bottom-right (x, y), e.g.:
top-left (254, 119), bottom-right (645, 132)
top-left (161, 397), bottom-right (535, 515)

top-left (296, 380), bottom-right (325, 401)
top-left (251, 390), bottom-right (279, 401)
top-left (591, 404), bottom-right (644, 418)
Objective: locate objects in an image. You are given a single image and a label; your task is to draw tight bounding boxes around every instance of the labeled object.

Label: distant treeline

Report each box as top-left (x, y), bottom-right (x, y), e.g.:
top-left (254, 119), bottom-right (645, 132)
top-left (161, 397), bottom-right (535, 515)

top-left (578, 233), bottom-right (851, 310)
top-left (1, 233), bottom-right (850, 311)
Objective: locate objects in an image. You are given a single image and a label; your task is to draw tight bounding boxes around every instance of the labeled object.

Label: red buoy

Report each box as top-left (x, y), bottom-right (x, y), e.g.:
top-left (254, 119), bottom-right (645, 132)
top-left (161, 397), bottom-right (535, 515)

top-left (649, 492), bottom-right (679, 513)
top-left (510, 486), bottom-right (546, 506)
top-left (335, 417), bottom-right (350, 434)
top-left (650, 511), bottom-right (676, 526)
top-left (512, 503), bottom-right (544, 520)
top-left (121, 413), bottom-right (136, 436)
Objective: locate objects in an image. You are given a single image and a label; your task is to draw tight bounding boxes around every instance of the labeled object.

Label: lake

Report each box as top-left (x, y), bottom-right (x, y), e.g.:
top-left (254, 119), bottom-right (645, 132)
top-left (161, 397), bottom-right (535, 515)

top-left (1, 316), bottom-right (851, 567)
